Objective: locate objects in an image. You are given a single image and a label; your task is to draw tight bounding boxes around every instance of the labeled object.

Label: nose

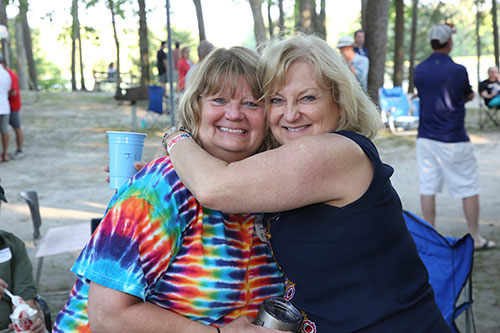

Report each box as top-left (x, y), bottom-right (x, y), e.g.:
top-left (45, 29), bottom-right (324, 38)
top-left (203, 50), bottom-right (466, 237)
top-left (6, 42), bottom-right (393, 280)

top-left (225, 101), bottom-right (245, 121)
top-left (283, 101), bottom-right (300, 122)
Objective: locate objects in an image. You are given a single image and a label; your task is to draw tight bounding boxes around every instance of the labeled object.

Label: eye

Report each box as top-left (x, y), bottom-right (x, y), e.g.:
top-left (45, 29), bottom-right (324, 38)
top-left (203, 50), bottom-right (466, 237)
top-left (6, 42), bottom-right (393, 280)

top-left (212, 97), bottom-right (227, 104)
top-left (270, 97), bottom-right (284, 104)
top-left (301, 95), bottom-right (316, 102)
top-left (243, 101), bottom-right (260, 108)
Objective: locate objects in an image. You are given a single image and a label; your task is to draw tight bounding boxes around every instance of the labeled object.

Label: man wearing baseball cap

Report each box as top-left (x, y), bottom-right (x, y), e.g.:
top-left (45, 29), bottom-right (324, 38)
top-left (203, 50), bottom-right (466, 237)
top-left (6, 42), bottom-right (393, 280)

top-left (336, 36), bottom-right (369, 92)
top-left (414, 24), bottom-right (496, 251)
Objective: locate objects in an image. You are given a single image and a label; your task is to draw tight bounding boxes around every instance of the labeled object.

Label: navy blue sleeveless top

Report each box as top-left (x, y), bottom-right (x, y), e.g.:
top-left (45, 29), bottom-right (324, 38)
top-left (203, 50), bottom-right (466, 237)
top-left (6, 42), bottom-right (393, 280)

top-left (266, 131), bottom-right (450, 332)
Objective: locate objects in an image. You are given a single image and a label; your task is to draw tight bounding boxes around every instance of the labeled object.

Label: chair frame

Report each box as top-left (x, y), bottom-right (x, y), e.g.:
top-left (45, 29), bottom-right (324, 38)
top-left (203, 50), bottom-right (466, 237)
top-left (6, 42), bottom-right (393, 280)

top-left (19, 191), bottom-right (91, 286)
top-left (478, 98), bottom-right (499, 129)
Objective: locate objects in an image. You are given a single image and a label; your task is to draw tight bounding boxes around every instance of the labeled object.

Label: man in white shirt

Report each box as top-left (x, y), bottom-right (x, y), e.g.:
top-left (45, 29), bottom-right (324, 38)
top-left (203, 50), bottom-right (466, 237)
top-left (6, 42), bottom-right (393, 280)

top-left (0, 64), bottom-right (11, 162)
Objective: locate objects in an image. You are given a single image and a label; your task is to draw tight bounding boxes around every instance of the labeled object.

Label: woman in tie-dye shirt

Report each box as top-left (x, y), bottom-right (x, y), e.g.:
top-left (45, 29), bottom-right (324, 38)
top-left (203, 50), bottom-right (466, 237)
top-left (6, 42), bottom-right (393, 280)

top-left (53, 47), bottom-right (285, 333)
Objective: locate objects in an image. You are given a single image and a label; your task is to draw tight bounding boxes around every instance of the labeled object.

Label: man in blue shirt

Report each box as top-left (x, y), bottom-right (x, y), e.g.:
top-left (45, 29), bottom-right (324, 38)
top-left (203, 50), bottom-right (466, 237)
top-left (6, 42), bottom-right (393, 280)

top-left (337, 36), bottom-right (369, 92)
top-left (414, 24), bottom-right (495, 250)
top-left (353, 30), bottom-right (368, 57)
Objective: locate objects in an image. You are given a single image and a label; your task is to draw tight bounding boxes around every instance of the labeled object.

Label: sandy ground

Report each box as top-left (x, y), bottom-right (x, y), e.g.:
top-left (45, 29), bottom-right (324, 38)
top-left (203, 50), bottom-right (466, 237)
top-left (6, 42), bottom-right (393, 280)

top-left (0, 91), bottom-right (498, 331)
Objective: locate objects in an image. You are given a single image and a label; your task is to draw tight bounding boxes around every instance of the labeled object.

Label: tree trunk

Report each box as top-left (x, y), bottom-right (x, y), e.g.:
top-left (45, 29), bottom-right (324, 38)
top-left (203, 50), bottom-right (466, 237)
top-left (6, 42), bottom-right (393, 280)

top-left (108, 0), bottom-right (122, 96)
top-left (361, 0), bottom-right (369, 31)
top-left (73, 0), bottom-right (86, 91)
top-left (296, 0), bottom-right (313, 34)
top-left (0, 0), bottom-right (11, 68)
top-left (267, 0), bottom-right (273, 38)
top-left (278, 0), bottom-right (285, 35)
top-left (407, 0), bottom-right (418, 94)
top-left (14, 20), bottom-right (29, 90)
top-left (193, 0), bottom-right (206, 42)
top-left (71, 0), bottom-right (77, 91)
top-left (365, 0), bottom-right (390, 104)
top-left (249, 0), bottom-right (267, 48)
top-left (476, 1), bottom-right (482, 89)
top-left (138, 0), bottom-right (150, 87)
top-left (315, 0), bottom-right (327, 39)
top-left (492, 0), bottom-right (499, 68)
top-left (393, 0), bottom-right (405, 87)
top-left (19, 2), bottom-right (37, 90)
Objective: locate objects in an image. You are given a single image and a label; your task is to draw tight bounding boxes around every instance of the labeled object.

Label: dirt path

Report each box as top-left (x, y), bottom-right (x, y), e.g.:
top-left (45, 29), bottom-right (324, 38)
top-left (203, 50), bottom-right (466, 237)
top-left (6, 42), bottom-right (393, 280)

top-left (0, 91), bottom-right (498, 331)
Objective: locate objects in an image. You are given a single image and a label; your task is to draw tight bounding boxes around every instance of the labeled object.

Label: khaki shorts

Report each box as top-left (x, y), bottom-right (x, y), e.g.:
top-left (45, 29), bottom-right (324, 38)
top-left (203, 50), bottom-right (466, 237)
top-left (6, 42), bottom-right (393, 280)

top-left (416, 138), bottom-right (480, 198)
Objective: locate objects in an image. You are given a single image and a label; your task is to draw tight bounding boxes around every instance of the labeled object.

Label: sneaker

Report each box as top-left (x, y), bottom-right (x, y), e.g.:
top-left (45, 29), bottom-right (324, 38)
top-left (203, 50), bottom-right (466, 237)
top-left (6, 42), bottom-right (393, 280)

top-left (13, 150), bottom-right (25, 160)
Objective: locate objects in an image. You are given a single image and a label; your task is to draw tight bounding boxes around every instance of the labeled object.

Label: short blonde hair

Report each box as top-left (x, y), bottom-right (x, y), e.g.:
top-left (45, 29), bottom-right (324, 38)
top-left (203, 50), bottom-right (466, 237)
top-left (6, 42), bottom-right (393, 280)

top-left (257, 34), bottom-right (382, 139)
top-left (176, 46), bottom-right (262, 141)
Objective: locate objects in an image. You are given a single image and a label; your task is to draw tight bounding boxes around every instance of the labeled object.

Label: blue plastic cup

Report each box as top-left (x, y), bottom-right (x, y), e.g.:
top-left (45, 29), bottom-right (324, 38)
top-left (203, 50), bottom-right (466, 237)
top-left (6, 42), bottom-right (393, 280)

top-left (107, 131), bottom-right (147, 190)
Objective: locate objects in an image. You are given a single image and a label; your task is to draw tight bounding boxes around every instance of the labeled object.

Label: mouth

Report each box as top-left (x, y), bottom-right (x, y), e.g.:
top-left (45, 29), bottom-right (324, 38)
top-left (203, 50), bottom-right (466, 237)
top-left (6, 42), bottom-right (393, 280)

top-left (218, 126), bottom-right (248, 134)
top-left (282, 125), bottom-right (310, 132)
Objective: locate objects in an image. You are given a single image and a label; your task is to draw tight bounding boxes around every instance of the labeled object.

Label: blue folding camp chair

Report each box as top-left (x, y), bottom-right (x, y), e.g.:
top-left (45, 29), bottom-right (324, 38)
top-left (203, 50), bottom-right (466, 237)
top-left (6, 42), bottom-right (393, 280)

top-left (379, 87), bottom-right (419, 134)
top-left (142, 85), bottom-right (165, 129)
top-left (403, 210), bottom-right (475, 333)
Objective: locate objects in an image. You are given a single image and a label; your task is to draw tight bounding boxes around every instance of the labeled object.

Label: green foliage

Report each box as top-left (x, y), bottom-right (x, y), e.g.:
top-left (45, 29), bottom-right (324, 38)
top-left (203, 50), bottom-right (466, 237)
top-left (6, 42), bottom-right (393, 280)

top-left (30, 28), bottom-right (70, 91)
top-left (385, 0), bottom-right (494, 68)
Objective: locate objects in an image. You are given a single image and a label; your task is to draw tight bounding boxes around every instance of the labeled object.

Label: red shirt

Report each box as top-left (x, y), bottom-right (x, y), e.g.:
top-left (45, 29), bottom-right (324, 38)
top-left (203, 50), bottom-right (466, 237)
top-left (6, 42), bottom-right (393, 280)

top-left (7, 69), bottom-right (21, 111)
top-left (178, 58), bottom-right (192, 91)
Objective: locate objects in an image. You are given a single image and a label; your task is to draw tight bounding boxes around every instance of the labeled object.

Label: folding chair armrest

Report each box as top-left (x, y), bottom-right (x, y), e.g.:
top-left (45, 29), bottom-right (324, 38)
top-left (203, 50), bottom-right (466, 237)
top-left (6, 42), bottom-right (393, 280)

top-left (35, 295), bottom-right (52, 332)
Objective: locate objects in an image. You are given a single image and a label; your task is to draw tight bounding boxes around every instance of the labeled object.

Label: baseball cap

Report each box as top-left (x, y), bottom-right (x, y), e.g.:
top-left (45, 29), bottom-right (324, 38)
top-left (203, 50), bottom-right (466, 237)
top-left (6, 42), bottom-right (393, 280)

top-left (0, 185), bottom-right (7, 203)
top-left (336, 36), bottom-right (355, 48)
top-left (429, 24), bottom-right (455, 44)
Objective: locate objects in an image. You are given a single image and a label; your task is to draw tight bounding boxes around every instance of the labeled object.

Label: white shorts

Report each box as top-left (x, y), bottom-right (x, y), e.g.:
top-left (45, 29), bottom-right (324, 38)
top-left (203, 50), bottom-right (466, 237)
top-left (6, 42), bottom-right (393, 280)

top-left (416, 138), bottom-right (480, 198)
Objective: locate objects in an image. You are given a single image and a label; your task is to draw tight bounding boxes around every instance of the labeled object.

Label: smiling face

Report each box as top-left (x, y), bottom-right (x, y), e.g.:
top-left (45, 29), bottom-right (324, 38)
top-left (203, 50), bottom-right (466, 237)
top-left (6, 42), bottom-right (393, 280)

top-left (197, 76), bottom-right (266, 163)
top-left (268, 61), bottom-right (340, 145)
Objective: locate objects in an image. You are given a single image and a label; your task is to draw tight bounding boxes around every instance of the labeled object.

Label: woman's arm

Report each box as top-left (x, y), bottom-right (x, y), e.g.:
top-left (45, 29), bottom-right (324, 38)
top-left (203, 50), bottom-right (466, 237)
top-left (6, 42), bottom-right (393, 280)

top-left (88, 282), bottom-right (216, 333)
top-left (169, 133), bottom-right (373, 213)
top-left (88, 283), bottom-right (285, 333)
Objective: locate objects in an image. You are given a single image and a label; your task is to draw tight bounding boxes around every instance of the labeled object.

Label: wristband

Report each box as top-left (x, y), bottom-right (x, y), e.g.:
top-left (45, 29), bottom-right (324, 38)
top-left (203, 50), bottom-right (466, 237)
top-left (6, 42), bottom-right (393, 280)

top-left (162, 127), bottom-right (191, 152)
top-left (166, 133), bottom-right (191, 154)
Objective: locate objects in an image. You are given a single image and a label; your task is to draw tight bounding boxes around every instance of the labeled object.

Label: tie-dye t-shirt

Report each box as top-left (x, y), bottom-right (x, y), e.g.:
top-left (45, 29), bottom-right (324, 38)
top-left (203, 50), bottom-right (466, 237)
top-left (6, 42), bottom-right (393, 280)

top-left (53, 156), bottom-right (285, 332)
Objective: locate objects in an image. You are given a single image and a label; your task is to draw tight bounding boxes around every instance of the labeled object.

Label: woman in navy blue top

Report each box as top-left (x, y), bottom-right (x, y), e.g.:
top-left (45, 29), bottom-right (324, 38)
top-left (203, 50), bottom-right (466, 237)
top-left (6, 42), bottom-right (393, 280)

top-left (167, 35), bottom-right (450, 332)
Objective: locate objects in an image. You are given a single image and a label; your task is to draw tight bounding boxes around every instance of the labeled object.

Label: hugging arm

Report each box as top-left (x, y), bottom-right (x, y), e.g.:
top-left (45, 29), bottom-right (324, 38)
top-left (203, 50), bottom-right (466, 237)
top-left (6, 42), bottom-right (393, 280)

top-left (88, 283), bottom-right (283, 333)
top-left (169, 133), bottom-right (373, 213)
top-left (88, 282), bottom-right (215, 333)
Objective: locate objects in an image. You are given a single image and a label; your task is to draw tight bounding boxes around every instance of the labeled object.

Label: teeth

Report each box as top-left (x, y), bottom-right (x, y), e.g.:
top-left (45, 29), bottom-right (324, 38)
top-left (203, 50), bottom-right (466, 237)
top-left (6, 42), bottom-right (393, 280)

top-left (220, 127), bottom-right (246, 134)
top-left (285, 126), bottom-right (308, 132)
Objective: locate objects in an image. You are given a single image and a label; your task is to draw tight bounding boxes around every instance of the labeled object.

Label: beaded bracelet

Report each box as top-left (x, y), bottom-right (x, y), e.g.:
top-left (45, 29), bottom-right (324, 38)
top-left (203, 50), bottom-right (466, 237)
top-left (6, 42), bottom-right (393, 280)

top-left (166, 133), bottom-right (191, 154)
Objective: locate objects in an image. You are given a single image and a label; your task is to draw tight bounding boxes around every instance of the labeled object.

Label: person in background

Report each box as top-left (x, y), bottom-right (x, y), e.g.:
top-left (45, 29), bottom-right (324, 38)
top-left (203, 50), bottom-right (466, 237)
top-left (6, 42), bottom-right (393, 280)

top-left (157, 41), bottom-right (168, 95)
top-left (0, 56), bottom-right (23, 160)
top-left (0, 62), bottom-right (11, 162)
top-left (167, 34), bottom-right (449, 332)
top-left (177, 46), bottom-right (192, 93)
top-left (479, 66), bottom-right (500, 108)
top-left (53, 46), bottom-right (285, 333)
top-left (0, 184), bottom-right (45, 333)
top-left (414, 24), bottom-right (495, 250)
top-left (353, 29), bottom-right (368, 57)
top-left (336, 35), bottom-right (368, 92)
top-left (173, 41), bottom-right (180, 93)
top-left (185, 40), bottom-right (215, 88)
top-left (107, 62), bottom-right (117, 83)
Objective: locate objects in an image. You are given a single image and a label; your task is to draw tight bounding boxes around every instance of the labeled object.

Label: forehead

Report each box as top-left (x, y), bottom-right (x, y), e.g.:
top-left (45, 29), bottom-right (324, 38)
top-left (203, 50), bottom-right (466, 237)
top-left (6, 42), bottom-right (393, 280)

top-left (205, 76), bottom-right (251, 96)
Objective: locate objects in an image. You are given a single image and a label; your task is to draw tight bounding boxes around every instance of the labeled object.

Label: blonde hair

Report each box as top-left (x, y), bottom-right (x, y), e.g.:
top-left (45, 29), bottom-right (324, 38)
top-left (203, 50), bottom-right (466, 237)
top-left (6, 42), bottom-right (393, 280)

top-left (257, 34), bottom-right (382, 139)
top-left (176, 46), bottom-right (262, 141)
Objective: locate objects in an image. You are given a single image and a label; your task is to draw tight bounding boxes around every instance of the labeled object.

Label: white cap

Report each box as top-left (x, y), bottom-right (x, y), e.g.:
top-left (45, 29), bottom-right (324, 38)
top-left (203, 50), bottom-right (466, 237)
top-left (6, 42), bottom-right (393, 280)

top-left (428, 24), bottom-right (455, 44)
top-left (336, 36), bottom-right (355, 48)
